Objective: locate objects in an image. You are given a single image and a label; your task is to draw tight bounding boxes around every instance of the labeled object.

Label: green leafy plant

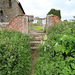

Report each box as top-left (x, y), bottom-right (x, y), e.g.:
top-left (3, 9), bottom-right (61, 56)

top-left (0, 29), bottom-right (32, 75)
top-left (33, 22), bottom-right (75, 75)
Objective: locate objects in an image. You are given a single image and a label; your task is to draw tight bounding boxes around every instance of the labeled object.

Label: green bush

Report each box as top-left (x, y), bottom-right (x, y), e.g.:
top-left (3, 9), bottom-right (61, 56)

top-left (0, 29), bottom-right (31, 75)
top-left (34, 22), bottom-right (75, 75)
top-left (47, 9), bottom-right (61, 19)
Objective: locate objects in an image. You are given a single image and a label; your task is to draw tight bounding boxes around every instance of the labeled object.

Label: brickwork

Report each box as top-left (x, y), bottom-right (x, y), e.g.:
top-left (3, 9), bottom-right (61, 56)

top-left (46, 15), bottom-right (61, 29)
top-left (5, 14), bottom-right (28, 34)
top-left (6, 15), bottom-right (23, 31)
top-left (51, 15), bottom-right (60, 26)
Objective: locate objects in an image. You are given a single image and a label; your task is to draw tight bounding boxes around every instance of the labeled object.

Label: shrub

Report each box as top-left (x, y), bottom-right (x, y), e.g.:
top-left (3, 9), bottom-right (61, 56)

top-left (34, 22), bottom-right (75, 75)
top-left (47, 9), bottom-right (61, 19)
top-left (0, 29), bottom-right (31, 75)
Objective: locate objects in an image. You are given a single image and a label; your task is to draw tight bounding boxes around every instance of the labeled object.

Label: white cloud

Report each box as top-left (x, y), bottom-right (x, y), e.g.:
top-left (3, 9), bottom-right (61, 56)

top-left (61, 9), bottom-right (75, 20)
top-left (19, 0), bottom-right (75, 20)
top-left (62, 10), bottom-right (75, 17)
top-left (66, 0), bottom-right (75, 5)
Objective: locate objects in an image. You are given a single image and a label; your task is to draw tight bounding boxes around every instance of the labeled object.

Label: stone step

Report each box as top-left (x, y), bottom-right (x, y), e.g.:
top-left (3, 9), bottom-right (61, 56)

top-left (30, 32), bottom-right (45, 50)
top-left (30, 33), bottom-right (45, 37)
top-left (30, 47), bottom-right (38, 50)
top-left (30, 43), bottom-right (39, 47)
top-left (29, 36), bottom-right (44, 41)
top-left (30, 41), bottom-right (41, 44)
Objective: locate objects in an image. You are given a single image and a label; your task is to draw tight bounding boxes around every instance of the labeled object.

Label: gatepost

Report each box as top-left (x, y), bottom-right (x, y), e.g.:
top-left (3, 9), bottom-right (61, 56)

top-left (22, 15), bottom-right (28, 34)
top-left (46, 15), bottom-right (51, 29)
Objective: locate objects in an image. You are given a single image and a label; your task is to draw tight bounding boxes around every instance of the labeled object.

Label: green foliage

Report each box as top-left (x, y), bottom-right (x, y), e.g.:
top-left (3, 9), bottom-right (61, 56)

top-left (47, 8), bottom-right (61, 19)
top-left (37, 20), bottom-right (42, 25)
top-left (34, 22), bottom-right (75, 75)
top-left (0, 29), bottom-right (31, 75)
top-left (33, 23), bottom-right (39, 26)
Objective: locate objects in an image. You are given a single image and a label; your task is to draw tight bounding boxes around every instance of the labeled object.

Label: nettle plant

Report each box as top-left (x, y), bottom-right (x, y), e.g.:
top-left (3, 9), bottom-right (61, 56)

top-left (0, 29), bottom-right (31, 75)
top-left (49, 30), bottom-right (75, 74)
top-left (34, 22), bottom-right (75, 75)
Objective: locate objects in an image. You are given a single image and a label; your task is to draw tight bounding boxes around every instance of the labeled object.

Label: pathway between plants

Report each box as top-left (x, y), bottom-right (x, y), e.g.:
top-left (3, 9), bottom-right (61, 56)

top-left (30, 30), bottom-right (45, 75)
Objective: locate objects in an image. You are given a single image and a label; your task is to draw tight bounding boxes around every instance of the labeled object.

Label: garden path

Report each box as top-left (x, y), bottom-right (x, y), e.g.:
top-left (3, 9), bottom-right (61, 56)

top-left (30, 29), bottom-right (46, 75)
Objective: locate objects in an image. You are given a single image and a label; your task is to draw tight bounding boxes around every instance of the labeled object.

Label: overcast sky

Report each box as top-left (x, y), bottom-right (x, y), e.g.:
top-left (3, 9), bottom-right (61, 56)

top-left (19, 0), bottom-right (75, 21)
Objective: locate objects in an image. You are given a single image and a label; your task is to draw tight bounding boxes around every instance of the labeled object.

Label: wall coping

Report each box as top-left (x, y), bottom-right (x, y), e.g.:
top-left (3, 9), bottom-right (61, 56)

top-left (0, 22), bottom-right (9, 28)
top-left (47, 15), bottom-right (60, 19)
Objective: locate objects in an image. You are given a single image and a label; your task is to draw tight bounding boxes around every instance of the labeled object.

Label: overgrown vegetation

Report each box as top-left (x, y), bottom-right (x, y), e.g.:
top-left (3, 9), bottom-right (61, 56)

top-left (0, 29), bottom-right (31, 75)
top-left (47, 9), bottom-right (61, 19)
top-left (33, 23), bottom-right (39, 26)
top-left (34, 22), bottom-right (75, 75)
top-left (31, 23), bottom-right (44, 31)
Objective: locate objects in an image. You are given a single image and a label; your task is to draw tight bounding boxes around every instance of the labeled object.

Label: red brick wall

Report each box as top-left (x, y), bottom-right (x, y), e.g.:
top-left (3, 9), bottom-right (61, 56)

top-left (6, 14), bottom-right (25, 32)
top-left (51, 15), bottom-right (61, 26)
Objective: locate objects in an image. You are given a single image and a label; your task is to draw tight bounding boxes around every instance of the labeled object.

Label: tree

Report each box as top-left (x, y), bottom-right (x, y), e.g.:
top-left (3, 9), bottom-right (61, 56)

top-left (47, 9), bottom-right (61, 19)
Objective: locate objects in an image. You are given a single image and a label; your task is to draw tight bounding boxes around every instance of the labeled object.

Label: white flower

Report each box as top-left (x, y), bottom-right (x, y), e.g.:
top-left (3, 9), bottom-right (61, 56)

top-left (44, 47), bottom-right (46, 52)
top-left (63, 35), bottom-right (67, 37)
top-left (44, 35), bottom-right (47, 40)
top-left (55, 42), bottom-right (58, 46)
top-left (47, 45), bottom-right (50, 47)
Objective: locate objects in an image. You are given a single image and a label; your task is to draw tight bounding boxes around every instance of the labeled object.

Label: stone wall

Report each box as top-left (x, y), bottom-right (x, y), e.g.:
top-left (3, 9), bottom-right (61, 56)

top-left (0, 0), bottom-right (25, 22)
top-left (0, 22), bottom-right (9, 28)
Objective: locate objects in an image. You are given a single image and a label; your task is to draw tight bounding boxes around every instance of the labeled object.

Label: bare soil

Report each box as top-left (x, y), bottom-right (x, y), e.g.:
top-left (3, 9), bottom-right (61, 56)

top-left (31, 50), bottom-right (38, 75)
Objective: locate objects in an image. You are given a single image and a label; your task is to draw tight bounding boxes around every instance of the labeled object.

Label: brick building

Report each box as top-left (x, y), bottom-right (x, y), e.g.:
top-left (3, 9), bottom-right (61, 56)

top-left (0, 0), bottom-right (25, 22)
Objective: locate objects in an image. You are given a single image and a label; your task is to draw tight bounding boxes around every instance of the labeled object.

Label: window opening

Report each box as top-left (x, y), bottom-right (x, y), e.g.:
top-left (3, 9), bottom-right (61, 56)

top-left (9, 0), bottom-right (12, 8)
